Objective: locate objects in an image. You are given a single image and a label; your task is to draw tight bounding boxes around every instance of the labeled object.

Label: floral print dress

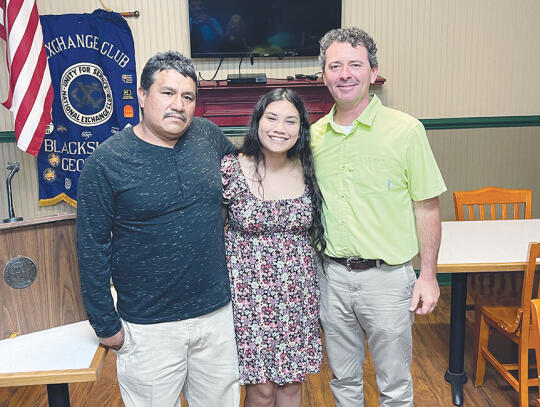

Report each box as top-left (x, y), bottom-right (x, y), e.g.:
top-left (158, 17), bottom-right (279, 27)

top-left (221, 154), bottom-right (322, 385)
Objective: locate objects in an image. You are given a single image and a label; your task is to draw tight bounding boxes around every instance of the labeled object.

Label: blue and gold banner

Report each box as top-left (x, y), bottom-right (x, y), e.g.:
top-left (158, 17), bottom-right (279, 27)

top-left (38, 9), bottom-right (138, 207)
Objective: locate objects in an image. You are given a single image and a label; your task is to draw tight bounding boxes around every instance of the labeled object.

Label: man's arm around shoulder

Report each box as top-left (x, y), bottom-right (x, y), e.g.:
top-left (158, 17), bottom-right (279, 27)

top-left (195, 117), bottom-right (235, 156)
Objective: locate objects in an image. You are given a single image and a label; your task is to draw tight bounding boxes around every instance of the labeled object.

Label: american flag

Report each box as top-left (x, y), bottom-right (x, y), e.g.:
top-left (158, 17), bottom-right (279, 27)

top-left (0, 0), bottom-right (53, 156)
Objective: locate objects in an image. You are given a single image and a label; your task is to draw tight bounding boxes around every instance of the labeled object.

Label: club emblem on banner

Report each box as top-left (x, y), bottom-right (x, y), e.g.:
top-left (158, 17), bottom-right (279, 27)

top-left (43, 168), bottom-right (57, 182)
top-left (48, 153), bottom-right (60, 167)
top-left (60, 63), bottom-right (113, 127)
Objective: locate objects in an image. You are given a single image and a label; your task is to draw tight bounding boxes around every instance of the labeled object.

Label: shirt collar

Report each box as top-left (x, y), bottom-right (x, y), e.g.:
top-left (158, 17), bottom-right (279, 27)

top-left (325, 94), bottom-right (382, 132)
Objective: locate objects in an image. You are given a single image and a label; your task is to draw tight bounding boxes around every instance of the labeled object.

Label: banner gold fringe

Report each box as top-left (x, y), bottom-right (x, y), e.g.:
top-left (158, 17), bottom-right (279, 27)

top-left (39, 193), bottom-right (77, 208)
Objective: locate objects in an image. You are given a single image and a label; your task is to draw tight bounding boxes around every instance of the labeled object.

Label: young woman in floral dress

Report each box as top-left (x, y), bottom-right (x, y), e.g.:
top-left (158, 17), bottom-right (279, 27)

top-left (221, 88), bottom-right (326, 407)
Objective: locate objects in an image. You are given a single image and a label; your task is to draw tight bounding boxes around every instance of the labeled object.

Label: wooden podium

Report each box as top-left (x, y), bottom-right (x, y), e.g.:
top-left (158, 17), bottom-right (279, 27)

top-left (0, 214), bottom-right (87, 340)
top-left (0, 214), bottom-right (108, 407)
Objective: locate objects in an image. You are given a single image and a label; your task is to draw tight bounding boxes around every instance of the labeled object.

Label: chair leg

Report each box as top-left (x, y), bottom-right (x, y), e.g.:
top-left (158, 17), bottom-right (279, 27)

top-left (474, 310), bottom-right (489, 386)
top-left (537, 352), bottom-right (540, 407)
top-left (534, 294), bottom-right (540, 406)
top-left (518, 339), bottom-right (529, 407)
top-left (536, 378), bottom-right (540, 407)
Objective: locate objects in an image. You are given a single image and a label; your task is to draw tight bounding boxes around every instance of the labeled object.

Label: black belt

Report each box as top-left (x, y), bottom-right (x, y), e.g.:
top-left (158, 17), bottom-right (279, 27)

top-left (328, 256), bottom-right (384, 270)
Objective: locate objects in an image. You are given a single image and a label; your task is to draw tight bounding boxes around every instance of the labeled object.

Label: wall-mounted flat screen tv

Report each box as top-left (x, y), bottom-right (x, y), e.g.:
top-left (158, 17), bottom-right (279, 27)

top-left (189, 0), bottom-right (342, 58)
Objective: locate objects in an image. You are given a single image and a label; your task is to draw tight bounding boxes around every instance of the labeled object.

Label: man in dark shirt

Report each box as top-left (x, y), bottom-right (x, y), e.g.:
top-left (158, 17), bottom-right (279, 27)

top-left (77, 51), bottom-right (239, 406)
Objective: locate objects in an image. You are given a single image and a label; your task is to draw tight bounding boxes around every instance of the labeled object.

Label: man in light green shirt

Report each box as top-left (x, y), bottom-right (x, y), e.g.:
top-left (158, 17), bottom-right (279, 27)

top-left (311, 28), bottom-right (447, 407)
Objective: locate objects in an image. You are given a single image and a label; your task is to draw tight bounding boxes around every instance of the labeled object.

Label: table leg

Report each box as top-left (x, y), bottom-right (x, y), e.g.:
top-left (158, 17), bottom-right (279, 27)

top-left (46, 383), bottom-right (71, 407)
top-left (444, 272), bottom-right (468, 406)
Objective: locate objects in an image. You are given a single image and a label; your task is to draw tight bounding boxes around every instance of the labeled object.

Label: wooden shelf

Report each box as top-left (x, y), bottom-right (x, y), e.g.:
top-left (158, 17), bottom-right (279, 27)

top-left (195, 76), bottom-right (386, 127)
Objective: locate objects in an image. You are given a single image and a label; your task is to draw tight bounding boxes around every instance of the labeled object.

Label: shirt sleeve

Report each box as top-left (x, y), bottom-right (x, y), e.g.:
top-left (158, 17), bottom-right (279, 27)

top-left (221, 154), bottom-right (236, 205)
top-left (405, 122), bottom-right (447, 201)
top-left (76, 152), bottom-right (122, 338)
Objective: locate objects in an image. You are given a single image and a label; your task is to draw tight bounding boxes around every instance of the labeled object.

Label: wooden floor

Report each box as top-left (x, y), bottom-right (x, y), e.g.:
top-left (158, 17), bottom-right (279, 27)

top-left (1, 286), bottom-right (539, 406)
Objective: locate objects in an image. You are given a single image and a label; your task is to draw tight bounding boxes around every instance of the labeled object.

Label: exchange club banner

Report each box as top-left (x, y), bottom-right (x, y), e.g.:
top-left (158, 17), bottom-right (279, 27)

top-left (38, 9), bottom-right (139, 207)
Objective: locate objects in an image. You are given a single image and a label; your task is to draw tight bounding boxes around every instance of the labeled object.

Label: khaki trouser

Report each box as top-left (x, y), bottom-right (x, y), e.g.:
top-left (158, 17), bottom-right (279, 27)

top-left (318, 259), bottom-right (416, 407)
top-left (115, 303), bottom-right (240, 407)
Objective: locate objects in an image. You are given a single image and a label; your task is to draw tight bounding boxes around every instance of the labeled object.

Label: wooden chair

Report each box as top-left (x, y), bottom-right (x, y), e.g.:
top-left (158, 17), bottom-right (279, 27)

top-left (453, 187), bottom-right (533, 316)
top-left (530, 298), bottom-right (540, 407)
top-left (453, 186), bottom-right (532, 221)
top-left (474, 242), bottom-right (540, 407)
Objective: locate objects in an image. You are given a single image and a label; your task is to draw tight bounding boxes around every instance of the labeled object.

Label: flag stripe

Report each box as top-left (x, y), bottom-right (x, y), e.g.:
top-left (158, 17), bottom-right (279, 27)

top-left (14, 38), bottom-right (46, 132)
top-left (8, 4), bottom-right (37, 104)
top-left (24, 79), bottom-right (53, 155)
top-left (18, 58), bottom-right (51, 153)
top-left (12, 13), bottom-right (42, 113)
top-left (1, 0), bottom-right (53, 156)
top-left (6, 0), bottom-right (28, 61)
top-left (0, 2), bottom-right (6, 41)
top-left (0, 2), bottom-right (11, 106)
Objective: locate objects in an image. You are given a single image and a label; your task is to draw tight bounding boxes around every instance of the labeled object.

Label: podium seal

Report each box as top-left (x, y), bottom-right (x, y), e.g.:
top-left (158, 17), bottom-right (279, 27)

top-left (3, 256), bottom-right (37, 289)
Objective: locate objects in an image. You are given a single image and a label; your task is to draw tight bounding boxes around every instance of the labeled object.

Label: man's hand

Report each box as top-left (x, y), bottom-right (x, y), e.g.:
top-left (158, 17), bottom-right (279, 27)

top-left (99, 327), bottom-right (125, 350)
top-left (409, 274), bottom-right (440, 315)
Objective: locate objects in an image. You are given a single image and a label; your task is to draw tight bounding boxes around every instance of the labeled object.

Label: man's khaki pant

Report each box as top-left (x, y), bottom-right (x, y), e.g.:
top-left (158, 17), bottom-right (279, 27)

top-left (115, 303), bottom-right (240, 407)
top-left (318, 259), bottom-right (416, 407)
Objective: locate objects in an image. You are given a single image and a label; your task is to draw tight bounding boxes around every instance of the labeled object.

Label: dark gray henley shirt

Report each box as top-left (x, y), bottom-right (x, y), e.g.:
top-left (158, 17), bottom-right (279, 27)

top-left (76, 117), bottom-right (234, 338)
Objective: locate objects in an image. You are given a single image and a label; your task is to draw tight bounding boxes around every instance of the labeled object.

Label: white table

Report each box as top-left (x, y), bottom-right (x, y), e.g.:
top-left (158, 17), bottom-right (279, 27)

top-left (437, 219), bottom-right (540, 406)
top-left (0, 321), bottom-right (107, 407)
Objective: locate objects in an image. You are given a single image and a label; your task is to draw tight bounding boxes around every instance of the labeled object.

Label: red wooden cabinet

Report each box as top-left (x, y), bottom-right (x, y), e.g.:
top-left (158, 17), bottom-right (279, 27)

top-left (195, 76), bottom-right (386, 127)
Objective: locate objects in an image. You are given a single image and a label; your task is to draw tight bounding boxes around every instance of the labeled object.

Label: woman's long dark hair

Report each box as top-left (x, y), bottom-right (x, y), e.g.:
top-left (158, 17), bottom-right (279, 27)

top-left (238, 88), bottom-right (327, 261)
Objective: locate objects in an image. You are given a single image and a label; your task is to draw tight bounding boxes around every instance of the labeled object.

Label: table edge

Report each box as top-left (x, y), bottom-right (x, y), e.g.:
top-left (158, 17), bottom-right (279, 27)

top-left (0, 345), bottom-right (108, 387)
top-left (438, 262), bottom-right (527, 273)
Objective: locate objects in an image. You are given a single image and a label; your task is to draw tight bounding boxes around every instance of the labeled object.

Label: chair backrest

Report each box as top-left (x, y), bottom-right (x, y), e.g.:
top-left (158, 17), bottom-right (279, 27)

top-left (530, 298), bottom-right (540, 346)
top-left (516, 242), bottom-right (540, 344)
top-left (453, 186), bottom-right (532, 221)
top-left (520, 243), bottom-right (540, 327)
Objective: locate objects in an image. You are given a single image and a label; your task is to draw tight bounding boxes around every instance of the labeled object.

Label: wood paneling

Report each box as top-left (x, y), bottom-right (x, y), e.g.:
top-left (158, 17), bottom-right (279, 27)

top-left (0, 215), bottom-right (86, 340)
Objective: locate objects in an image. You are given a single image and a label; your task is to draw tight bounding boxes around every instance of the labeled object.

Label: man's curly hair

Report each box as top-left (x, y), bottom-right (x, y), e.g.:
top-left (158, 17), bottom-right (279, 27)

top-left (319, 27), bottom-right (378, 69)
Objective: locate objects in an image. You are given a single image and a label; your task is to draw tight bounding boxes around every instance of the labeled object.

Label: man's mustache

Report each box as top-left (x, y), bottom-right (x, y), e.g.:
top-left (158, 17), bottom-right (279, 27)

top-left (163, 112), bottom-right (187, 122)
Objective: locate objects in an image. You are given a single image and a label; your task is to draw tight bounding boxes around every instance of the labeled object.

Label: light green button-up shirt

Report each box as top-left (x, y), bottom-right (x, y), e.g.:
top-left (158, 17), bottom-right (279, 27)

top-left (310, 94), bottom-right (447, 265)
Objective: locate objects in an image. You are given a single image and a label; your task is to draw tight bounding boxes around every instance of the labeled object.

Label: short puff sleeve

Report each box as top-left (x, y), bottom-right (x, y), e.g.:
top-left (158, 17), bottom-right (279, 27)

top-left (221, 154), bottom-right (247, 205)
